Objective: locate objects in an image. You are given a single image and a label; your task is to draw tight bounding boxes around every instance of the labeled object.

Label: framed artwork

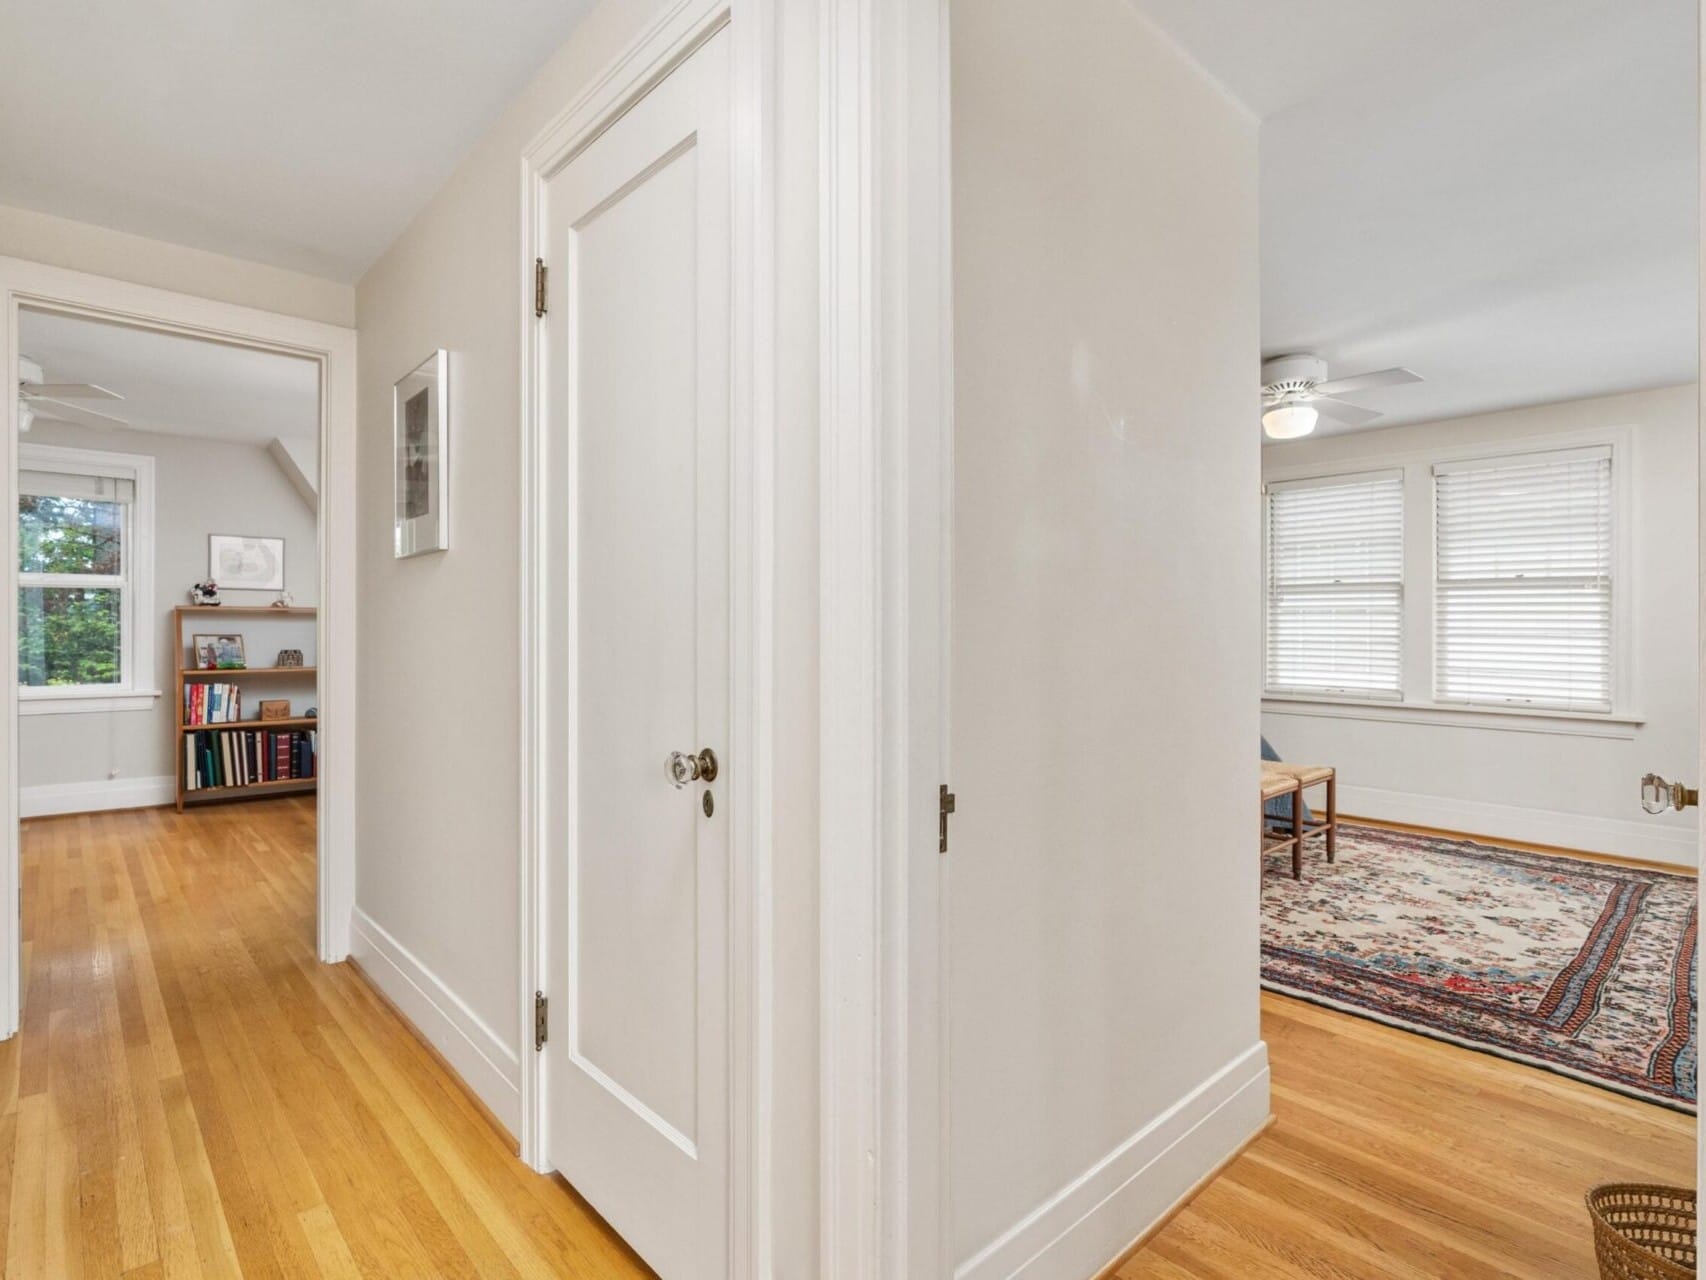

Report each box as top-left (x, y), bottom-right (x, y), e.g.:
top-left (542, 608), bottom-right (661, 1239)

top-left (192, 633), bottom-right (247, 670)
top-left (209, 534), bottom-right (285, 590)
top-left (394, 349), bottom-right (449, 557)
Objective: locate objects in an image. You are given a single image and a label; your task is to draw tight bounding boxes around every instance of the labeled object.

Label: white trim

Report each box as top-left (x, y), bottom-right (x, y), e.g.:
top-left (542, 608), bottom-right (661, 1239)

top-left (516, 7), bottom-right (773, 1277)
top-left (20, 773), bottom-right (175, 817)
top-left (953, 1044), bottom-right (1271, 1280)
top-left (0, 254), bottom-right (358, 1041)
top-left (20, 689), bottom-right (161, 715)
top-left (350, 907), bottom-right (521, 1131)
top-left (1263, 695), bottom-right (1646, 737)
top-left (820, 0), bottom-right (954, 1273)
top-left (18, 440), bottom-right (156, 706)
top-left (1336, 784), bottom-right (1698, 866)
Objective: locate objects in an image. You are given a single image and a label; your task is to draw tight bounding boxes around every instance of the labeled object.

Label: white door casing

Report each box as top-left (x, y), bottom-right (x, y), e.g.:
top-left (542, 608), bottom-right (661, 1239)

top-left (0, 258), bottom-right (359, 1038)
top-left (539, 25), bottom-right (732, 1279)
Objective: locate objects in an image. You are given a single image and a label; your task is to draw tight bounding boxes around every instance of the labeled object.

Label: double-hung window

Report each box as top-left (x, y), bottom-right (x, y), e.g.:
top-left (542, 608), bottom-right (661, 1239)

top-left (18, 444), bottom-right (156, 713)
top-left (1264, 470), bottom-right (1404, 699)
top-left (1433, 447), bottom-right (1613, 712)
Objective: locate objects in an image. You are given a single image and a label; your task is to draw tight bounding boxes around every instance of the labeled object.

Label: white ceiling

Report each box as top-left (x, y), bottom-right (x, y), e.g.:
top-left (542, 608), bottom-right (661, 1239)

top-left (20, 308), bottom-right (319, 451)
top-left (0, 0), bottom-right (598, 282)
top-left (1132, 0), bottom-right (1699, 436)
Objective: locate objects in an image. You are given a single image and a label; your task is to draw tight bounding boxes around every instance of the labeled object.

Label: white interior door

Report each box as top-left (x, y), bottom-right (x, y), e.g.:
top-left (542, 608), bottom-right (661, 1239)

top-left (542, 27), bottom-right (731, 1279)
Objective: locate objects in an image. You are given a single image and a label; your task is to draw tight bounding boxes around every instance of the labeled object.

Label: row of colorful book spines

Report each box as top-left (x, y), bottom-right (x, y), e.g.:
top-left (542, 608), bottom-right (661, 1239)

top-left (184, 682), bottom-right (241, 724)
top-left (185, 730), bottom-right (316, 791)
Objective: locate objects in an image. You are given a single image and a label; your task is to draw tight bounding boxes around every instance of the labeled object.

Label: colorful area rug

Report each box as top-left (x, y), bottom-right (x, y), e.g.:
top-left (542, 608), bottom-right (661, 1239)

top-left (1261, 825), bottom-right (1697, 1112)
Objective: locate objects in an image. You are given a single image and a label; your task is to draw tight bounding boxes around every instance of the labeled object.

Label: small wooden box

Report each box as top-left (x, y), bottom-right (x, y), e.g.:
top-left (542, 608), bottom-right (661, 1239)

top-left (259, 700), bottom-right (292, 721)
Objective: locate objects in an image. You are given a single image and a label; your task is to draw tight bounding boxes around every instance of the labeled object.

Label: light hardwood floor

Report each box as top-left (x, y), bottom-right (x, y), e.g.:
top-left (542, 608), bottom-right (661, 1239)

top-left (9, 799), bottom-right (651, 1279)
top-left (1119, 991), bottom-right (1696, 1279)
top-left (9, 802), bottom-right (1695, 1278)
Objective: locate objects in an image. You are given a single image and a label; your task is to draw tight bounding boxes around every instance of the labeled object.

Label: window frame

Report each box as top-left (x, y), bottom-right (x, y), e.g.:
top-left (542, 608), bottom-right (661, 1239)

top-left (1261, 425), bottom-right (1637, 734)
top-left (1431, 443), bottom-right (1617, 714)
top-left (1262, 468), bottom-right (1406, 702)
top-left (17, 443), bottom-right (158, 715)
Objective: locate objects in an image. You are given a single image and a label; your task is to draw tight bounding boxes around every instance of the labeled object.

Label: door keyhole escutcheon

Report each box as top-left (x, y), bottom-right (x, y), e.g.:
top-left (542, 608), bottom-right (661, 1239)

top-left (667, 748), bottom-right (719, 789)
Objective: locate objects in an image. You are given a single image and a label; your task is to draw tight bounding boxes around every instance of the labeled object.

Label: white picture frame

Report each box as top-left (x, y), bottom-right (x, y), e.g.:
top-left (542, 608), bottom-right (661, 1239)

top-left (394, 349), bottom-right (449, 557)
top-left (208, 534), bottom-right (285, 591)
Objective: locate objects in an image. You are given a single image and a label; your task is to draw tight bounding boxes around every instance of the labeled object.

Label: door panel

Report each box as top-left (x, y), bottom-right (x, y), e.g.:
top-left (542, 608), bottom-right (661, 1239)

top-left (543, 27), bottom-right (730, 1279)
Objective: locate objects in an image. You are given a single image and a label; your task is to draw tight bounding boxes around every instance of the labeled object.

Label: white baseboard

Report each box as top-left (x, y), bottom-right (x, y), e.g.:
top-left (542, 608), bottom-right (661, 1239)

top-left (21, 774), bottom-right (175, 818)
top-left (1338, 784), bottom-right (1698, 868)
top-left (955, 1042), bottom-right (1270, 1280)
top-left (349, 906), bottom-right (521, 1132)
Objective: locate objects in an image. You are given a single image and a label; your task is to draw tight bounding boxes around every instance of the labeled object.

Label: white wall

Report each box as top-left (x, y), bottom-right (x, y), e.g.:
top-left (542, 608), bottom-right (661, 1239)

top-left (949, 1), bottom-right (1267, 1275)
top-left (20, 421), bottom-right (318, 802)
top-left (352, 0), bottom-right (823, 1268)
top-left (0, 204), bottom-right (353, 327)
top-left (1261, 385), bottom-right (1700, 866)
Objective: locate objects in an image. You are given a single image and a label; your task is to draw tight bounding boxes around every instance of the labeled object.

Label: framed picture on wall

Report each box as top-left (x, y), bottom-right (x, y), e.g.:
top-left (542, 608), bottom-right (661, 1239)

top-left (208, 534), bottom-right (285, 590)
top-left (394, 349), bottom-right (449, 557)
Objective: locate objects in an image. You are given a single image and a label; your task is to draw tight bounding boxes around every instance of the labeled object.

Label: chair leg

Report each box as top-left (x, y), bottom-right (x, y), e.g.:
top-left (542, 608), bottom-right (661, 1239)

top-left (1326, 774), bottom-right (1337, 863)
top-left (1290, 788), bottom-right (1302, 879)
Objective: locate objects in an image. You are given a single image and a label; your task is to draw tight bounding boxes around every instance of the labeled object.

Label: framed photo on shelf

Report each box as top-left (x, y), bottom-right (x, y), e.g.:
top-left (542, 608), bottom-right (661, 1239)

top-left (192, 634), bottom-right (247, 670)
top-left (394, 349), bottom-right (449, 557)
top-left (209, 534), bottom-right (285, 590)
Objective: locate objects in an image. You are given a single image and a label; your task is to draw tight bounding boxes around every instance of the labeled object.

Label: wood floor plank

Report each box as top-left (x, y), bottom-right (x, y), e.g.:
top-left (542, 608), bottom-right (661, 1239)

top-left (10, 800), bottom-right (654, 1279)
top-left (1119, 992), bottom-right (1696, 1279)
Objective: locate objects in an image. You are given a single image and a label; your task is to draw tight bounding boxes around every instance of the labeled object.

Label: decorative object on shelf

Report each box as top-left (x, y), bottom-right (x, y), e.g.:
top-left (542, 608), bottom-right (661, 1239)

top-left (271, 591), bottom-right (296, 609)
top-left (209, 533), bottom-right (285, 591)
top-left (192, 633), bottom-right (247, 670)
top-left (190, 580), bottom-right (221, 606)
top-left (305, 707), bottom-right (318, 718)
top-left (275, 648), bottom-right (305, 668)
top-left (259, 700), bottom-right (291, 721)
top-left (394, 349), bottom-right (449, 558)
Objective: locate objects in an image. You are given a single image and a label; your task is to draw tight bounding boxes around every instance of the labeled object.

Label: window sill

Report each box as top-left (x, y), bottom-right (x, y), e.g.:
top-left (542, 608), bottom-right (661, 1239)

top-left (19, 689), bottom-right (163, 716)
top-left (1261, 694), bottom-right (1644, 740)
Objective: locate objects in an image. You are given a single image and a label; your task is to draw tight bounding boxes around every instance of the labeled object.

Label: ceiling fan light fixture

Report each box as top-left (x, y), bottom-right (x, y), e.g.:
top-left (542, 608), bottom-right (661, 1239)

top-left (1262, 403), bottom-right (1318, 439)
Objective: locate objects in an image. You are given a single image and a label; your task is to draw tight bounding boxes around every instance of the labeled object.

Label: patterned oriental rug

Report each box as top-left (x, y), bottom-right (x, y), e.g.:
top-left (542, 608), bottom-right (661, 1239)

top-left (1261, 825), bottom-right (1697, 1112)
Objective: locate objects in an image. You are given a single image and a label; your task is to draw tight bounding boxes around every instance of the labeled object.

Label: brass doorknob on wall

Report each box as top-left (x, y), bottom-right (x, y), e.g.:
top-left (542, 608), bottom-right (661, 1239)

top-left (1641, 773), bottom-right (1698, 814)
top-left (667, 748), bottom-right (719, 789)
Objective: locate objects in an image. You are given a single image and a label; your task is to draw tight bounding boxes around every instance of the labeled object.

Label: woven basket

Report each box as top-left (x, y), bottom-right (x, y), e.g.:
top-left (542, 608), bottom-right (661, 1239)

top-left (1586, 1184), bottom-right (1696, 1280)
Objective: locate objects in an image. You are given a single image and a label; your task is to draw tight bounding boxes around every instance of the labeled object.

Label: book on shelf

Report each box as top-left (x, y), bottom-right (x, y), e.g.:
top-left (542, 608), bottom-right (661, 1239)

top-left (185, 727), bottom-right (317, 792)
top-left (184, 682), bottom-right (243, 725)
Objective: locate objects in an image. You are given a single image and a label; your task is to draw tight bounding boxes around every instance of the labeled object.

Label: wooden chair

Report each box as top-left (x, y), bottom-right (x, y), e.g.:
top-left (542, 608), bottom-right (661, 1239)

top-left (1265, 763), bottom-right (1337, 866)
top-left (1261, 765), bottom-right (1304, 879)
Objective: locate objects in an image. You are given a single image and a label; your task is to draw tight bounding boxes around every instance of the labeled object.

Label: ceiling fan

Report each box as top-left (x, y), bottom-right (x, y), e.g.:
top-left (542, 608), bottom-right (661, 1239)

top-left (17, 355), bottom-right (129, 433)
top-left (1261, 354), bottom-right (1421, 439)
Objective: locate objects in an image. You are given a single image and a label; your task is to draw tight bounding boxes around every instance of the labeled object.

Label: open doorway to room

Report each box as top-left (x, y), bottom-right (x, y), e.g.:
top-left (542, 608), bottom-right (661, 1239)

top-left (1231, 0), bottom-right (1698, 1274)
top-left (14, 305), bottom-right (327, 1040)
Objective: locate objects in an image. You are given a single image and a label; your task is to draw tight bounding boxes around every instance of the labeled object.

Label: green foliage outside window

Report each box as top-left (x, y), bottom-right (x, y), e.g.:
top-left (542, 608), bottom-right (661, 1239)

top-left (18, 495), bottom-right (125, 688)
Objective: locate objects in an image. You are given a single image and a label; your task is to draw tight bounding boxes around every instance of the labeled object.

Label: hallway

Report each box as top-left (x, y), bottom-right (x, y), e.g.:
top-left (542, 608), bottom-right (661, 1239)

top-left (6, 800), bottom-right (648, 1278)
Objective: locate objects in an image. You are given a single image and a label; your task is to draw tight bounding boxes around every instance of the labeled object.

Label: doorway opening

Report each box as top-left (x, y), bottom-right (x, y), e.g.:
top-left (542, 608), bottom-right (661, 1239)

top-left (2, 262), bottom-right (357, 1044)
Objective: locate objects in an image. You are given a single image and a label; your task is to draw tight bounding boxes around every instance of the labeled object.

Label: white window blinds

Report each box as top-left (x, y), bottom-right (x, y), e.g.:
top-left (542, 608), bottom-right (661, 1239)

top-left (1433, 447), bottom-right (1613, 712)
top-left (1265, 471), bottom-right (1404, 698)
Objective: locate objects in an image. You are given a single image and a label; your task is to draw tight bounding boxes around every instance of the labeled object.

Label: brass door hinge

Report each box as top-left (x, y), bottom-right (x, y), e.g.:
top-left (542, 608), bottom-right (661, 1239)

top-left (939, 784), bottom-right (956, 854)
top-left (534, 990), bottom-right (548, 1051)
top-left (534, 258), bottom-right (548, 318)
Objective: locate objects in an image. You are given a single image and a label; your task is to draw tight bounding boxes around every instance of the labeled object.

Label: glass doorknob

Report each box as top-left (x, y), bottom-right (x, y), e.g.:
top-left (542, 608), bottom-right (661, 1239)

top-left (1641, 773), bottom-right (1698, 814)
top-left (667, 748), bottom-right (719, 789)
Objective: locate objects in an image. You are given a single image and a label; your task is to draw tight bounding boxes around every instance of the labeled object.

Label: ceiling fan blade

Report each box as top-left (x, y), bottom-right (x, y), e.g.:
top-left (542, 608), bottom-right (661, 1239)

top-left (1312, 397), bottom-right (1383, 427)
top-left (1312, 367), bottom-right (1421, 397)
top-left (26, 396), bottom-right (131, 427)
top-left (25, 382), bottom-right (123, 401)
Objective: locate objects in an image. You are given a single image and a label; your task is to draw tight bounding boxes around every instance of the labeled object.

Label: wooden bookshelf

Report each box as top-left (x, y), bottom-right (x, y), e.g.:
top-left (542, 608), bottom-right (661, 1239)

top-left (174, 605), bottom-right (318, 810)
